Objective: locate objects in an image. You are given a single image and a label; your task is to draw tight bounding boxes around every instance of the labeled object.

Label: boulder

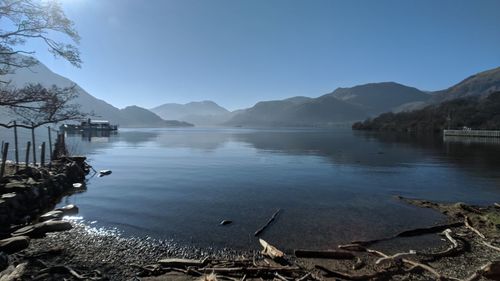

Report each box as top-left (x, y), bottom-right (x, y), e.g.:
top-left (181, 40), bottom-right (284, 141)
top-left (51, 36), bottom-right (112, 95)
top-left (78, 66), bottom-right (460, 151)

top-left (99, 170), bottom-right (112, 177)
top-left (0, 236), bottom-right (30, 254)
top-left (12, 221), bottom-right (72, 238)
top-left (55, 204), bottom-right (79, 216)
top-left (3, 182), bottom-right (27, 193)
top-left (39, 210), bottom-right (64, 222)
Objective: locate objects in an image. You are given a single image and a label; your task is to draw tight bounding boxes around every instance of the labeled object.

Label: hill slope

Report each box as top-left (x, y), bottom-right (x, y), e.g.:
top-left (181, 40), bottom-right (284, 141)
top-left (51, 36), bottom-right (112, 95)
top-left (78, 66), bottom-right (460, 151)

top-left (430, 67), bottom-right (500, 103)
top-left (225, 95), bottom-right (368, 127)
top-left (353, 92), bottom-right (500, 132)
top-left (2, 57), bottom-right (191, 127)
top-left (120, 106), bottom-right (193, 127)
top-left (330, 82), bottom-right (430, 115)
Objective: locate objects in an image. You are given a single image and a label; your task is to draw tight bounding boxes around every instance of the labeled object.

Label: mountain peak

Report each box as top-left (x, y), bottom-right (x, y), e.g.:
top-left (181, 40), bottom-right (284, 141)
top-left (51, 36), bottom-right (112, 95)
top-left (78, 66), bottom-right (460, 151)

top-left (150, 100), bottom-right (231, 126)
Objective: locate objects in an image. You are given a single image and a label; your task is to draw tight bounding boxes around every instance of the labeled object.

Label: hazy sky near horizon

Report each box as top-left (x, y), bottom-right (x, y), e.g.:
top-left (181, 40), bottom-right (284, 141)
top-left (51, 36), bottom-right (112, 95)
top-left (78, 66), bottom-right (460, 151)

top-left (29, 0), bottom-right (500, 110)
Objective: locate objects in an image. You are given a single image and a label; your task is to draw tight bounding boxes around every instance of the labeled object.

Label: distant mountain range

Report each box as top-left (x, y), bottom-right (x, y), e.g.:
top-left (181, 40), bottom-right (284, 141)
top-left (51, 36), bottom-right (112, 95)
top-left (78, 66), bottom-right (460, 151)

top-left (150, 101), bottom-right (235, 127)
top-left (224, 82), bottom-right (430, 127)
top-left (2, 57), bottom-right (193, 128)
top-left (3, 55), bottom-right (498, 129)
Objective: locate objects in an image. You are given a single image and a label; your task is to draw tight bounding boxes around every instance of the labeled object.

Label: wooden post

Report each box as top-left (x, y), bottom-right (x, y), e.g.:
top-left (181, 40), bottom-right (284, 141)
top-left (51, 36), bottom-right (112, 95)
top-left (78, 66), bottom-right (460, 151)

top-left (0, 142), bottom-right (9, 178)
top-left (25, 141), bottom-right (31, 168)
top-left (13, 121), bottom-right (19, 171)
top-left (40, 142), bottom-right (46, 167)
top-left (31, 126), bottom-right (37, 166)
top-left (47, 127), bottom-right (53, 161)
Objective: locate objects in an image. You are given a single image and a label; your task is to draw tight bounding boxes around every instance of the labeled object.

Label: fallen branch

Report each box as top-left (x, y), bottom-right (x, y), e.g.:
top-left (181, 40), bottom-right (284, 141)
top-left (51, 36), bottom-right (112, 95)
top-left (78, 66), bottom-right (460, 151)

top-left (338, 244), bottom-right (367, 252)
top-left (201, 266), bottom-right (301, 274)
top-left (364, 247), bottom-right (447, 280)
top-left (375, 250), bottom-right (416, 265)
top-left (254, 209), bottom-right (281, 236)
top-left (464, 216), bottom-right (486, 239)
top-left (351, 222), bottom-right (464, 246)
top-left (428, 229), bottom-right (465, 261)
top-left (481, 241), bottom-right (500, 252)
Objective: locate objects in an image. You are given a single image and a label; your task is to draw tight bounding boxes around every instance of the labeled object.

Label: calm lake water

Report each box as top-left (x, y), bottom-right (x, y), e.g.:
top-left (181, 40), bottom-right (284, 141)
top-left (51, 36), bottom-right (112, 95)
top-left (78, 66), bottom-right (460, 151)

top-left (2, 127), bottom-right (500, 250)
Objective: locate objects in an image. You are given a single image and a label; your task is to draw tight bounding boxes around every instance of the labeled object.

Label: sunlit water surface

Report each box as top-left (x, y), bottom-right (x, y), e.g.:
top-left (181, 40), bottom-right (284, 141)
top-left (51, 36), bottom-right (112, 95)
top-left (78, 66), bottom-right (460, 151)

top-left (3, 128), bottom-right (500, 251)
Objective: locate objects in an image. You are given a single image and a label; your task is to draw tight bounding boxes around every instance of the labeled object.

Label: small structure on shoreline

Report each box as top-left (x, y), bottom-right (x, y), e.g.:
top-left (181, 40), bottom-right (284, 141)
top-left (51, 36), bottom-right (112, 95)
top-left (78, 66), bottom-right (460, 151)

top-left (443, 129), bottom-right (500, 138)
top-left (60, 118), bottom-right (118, 132)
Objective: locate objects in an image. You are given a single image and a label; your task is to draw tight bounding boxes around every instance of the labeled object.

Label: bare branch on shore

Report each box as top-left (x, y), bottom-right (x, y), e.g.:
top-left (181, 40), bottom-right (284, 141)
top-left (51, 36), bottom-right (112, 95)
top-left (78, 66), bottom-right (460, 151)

top-left (464, 216), bottom-right (486, 239)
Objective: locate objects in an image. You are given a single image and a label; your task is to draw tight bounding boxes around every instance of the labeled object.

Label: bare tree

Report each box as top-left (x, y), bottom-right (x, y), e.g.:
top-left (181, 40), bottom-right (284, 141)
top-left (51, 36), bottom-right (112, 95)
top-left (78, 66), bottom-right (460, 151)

top-left (0, 0), bottom-right (81, 84)
top-left (1, 83), bottom-right (86, 129)
top-left (0, 0), bottom-right (86, 127)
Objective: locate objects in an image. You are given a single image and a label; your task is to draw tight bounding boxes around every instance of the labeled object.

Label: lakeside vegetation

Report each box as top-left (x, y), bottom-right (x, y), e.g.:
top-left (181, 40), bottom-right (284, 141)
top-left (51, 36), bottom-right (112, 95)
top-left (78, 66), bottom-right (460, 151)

top-left (352, 91), bottom-right (500, 133)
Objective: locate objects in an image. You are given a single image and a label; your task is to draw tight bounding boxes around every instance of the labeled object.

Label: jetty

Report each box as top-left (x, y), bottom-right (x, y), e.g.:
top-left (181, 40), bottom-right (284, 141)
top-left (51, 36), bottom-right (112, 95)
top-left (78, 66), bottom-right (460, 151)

top-left (443, 129), bottom-right (500, 138)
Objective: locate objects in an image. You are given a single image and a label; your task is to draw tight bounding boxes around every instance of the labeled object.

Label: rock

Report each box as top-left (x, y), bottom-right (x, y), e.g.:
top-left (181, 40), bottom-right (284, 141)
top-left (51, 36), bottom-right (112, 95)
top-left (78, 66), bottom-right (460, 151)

top-left (484, 261), bottom-right (500, 280)
top-left (0, 236), bottom-right (30, 254)
top-left (3, 182), bottom-right (27, 192)
top-left (1, 193), bottom-right (16, 200)
top-left (39, 210), bottom-right (64, 222)
top-left (0, 252), bottom-right (8, 272)
top-left (99, 170), bottom-right (112, 177)
top-left (12, 221), bottom-right (72, 238)
top-left (219, 220), bottom-right (232, 226)
top-left (55, 204), bottom-right (79, 216)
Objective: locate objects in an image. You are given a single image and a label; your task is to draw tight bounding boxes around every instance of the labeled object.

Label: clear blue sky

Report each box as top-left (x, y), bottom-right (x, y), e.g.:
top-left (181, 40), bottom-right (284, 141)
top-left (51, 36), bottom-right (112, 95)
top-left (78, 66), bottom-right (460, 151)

top-left (31, 0), bottom-right (500, 110)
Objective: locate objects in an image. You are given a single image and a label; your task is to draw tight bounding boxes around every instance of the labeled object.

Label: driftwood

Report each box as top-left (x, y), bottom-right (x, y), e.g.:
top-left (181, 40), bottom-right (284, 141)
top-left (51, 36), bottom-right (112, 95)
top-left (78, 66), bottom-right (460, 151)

top-left (375, 250), bottom-right (416, 265)
top-left (420, 229), bottom-right (464, 260)
top-left (201, 266), bottom-right (301, 274)
top-left (259, 239), bottom-right (284, 259)
top-left (482, 241), bottom-right (500, 252)
top-left (294, 249), bottom-right (354, 260)
top-left (464, 216), bottom-right (486, 239)
top-left (0, 263), bottom-right (27, 281)
top-left (254, 209), bottom-right (281, 236)
top-left (158, 257), bottom-right (208, 267)
top-left (338, 244), bottom-right (367, 252)
top-left (351, 222), bottom-right (464, 246)
top-left (364, 247), bottom-right (445, 280)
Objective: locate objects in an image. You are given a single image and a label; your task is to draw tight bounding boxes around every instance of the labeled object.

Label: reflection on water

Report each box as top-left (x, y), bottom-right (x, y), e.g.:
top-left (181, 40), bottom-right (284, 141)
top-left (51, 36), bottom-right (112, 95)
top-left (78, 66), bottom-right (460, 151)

top-left (48, 128), bottom-right (500, 250)
top-left (444, 135), bottom-right (500, 145)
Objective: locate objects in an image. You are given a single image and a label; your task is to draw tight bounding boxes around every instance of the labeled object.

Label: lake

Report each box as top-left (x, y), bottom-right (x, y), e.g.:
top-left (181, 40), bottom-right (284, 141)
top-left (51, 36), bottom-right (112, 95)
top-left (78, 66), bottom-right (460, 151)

top-left (2, 127), bottom-right (500, 251)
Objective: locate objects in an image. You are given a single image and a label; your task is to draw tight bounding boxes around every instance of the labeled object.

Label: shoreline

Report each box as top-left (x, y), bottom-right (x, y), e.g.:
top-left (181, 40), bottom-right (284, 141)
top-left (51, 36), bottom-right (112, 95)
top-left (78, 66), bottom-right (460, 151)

top-left (2, 198), bottom-right (499, 280)
top-left (1, 162), bottom-right (499, 280)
